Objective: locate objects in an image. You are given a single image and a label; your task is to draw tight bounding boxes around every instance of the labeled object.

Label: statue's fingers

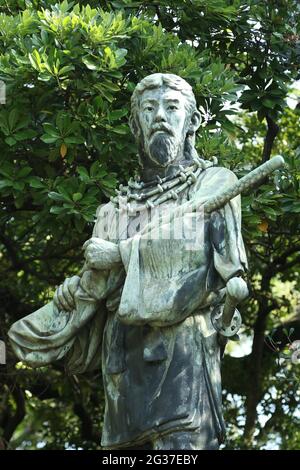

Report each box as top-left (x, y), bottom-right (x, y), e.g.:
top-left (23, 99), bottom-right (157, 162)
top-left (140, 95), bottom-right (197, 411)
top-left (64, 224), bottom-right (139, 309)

top-left (53, 289), bottom-right (61, 311)
top-left (84, 246), bottom-right (98, 264)
top-left (82, 239), bottom-right (92, 251)
top-left (85, 252), bottom-right (95, 268)
top-left (86, 246), bottom-right (99, 259)
top-left (89, 237), bottom-right (101, 245)
top-left (87, 242), bottom-right (100, 254)
top-left (57, 284), bottom-right (72, 311)
top-left (68, 275), bottom-right (80, 295)
top-left (84, 246), bottom-right (90, 262)
top-left (62, 279), bottom-right (76, 310)
top-left (53, 286), bottom-right (67, 312)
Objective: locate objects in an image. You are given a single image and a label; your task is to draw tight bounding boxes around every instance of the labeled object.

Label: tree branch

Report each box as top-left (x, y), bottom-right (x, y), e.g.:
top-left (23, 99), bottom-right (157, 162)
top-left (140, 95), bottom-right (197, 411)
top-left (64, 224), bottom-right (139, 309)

top-left (73, 402), bottom-right (100, 444)
top-left (3, 385), bottom-right (25, 446)
top-left (261, 115), bottom-right (280, 164)
top-left (243, 273), bottom-right (272, 443)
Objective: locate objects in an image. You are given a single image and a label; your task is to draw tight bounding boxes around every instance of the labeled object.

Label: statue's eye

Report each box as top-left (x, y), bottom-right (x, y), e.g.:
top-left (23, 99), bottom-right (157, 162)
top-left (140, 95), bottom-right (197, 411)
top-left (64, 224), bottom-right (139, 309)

top-left (168, 105), bottom-right (178, 111)
top-left (145, 106), bottom-right (154, 112)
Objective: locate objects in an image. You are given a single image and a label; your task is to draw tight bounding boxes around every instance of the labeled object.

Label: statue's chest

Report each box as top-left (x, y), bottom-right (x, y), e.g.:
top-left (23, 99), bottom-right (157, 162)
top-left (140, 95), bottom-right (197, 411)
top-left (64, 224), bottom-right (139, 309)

top-left (125, 190), bottom-right (211, 278)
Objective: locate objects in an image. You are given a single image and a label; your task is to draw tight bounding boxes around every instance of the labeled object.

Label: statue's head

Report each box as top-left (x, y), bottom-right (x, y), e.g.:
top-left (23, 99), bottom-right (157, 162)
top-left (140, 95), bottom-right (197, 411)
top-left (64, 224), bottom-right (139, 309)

top-left (129, 73), bottom-right (201, 170)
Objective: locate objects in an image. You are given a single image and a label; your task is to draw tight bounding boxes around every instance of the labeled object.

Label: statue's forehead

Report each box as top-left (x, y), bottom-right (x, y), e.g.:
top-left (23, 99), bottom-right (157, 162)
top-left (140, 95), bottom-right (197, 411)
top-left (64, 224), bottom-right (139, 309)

top-left (139, 86), bottom-right (184, 104)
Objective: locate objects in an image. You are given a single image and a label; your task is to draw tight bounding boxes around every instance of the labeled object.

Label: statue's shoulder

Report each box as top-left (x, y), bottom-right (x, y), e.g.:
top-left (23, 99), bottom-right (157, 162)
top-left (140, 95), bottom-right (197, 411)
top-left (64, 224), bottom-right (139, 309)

top-left (94, 200), bottom-right (116, 220)
top-left (192, 165), bottom-right (238, 201)
top-left (203, 165), bottom-right (238, 183)
top-left (93, 200), bottom-right (116, 238)
top-left (196, 165), bottom-right (238, 190)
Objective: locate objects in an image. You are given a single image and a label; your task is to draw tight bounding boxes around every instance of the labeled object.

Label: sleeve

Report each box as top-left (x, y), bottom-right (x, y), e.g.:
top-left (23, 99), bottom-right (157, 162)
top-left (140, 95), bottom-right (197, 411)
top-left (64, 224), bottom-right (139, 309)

top-left (210, 193), bottom-right (248, 283)
top-left (92, 201), bottom-right (117, 240)
top-left (8, 268), bottom-right (123, 373)
top-left (8, 202), bottom-right (124, 374)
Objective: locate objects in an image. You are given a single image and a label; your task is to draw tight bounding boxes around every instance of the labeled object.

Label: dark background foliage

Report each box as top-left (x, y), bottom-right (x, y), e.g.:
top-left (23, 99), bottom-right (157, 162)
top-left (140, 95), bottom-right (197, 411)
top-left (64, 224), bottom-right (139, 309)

top-left (0, 0), bottom-right (299, 449)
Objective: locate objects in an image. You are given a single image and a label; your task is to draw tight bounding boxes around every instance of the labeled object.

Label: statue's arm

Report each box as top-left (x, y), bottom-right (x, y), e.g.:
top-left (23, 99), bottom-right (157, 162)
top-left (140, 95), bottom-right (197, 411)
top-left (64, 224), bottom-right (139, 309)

top-left (83, 237), bottom-right (122, 270)
top-left (54, 200), bottom-right (123, 313)
top-left (8, 202), bottom-right (125, 372)
top-left (210, 186), bottom-right (249, 336)
top-left (53, 238), bottom-right (122, 314)
top-left (209, 169), bottom-right (248, 281)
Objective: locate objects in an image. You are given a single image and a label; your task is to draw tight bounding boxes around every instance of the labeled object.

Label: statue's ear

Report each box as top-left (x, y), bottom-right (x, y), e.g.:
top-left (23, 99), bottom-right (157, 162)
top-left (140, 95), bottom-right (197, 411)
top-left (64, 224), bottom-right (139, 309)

top-left (188, 110), bottom-right (201, 134)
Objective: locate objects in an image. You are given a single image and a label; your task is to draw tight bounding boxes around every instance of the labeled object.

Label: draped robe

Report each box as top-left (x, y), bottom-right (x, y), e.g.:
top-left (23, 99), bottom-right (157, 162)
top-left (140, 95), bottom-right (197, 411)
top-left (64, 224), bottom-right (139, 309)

top-left (8, 166), bottom-right (247, 449)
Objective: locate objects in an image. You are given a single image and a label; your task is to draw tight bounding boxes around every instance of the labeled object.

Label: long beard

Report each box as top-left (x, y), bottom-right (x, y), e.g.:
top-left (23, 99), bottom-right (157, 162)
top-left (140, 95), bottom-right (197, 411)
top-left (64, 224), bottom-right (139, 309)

top-left (147, 133), bottom-right (178, 167)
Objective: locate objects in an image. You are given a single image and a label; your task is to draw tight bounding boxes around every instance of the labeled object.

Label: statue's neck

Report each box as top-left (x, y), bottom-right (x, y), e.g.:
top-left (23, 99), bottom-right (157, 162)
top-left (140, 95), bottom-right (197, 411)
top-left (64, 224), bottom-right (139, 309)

top-left (140, 158), bottom-right (191, 184)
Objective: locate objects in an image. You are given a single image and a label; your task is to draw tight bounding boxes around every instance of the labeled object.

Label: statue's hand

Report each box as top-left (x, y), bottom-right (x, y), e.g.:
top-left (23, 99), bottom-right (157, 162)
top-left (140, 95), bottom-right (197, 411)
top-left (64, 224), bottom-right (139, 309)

top-left (211, 277), bottom-right (248, 337)
top-left (226, 277), bottom-right (248, 303)
top-left (83, 237), bottom-right (121, 270)
top-left (53, 275), bottom-right (80, 312)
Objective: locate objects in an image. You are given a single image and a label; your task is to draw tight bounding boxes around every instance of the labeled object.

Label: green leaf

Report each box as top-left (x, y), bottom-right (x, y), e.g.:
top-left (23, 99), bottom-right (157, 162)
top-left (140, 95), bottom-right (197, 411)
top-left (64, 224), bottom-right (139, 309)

top-left (82, 57), bottom-right (98, 70)
top-left (48, 192), bottom-right (66, 202)
top-left (102, 81), bottom-right (120, 92)
top-left (58, 65), bottom-right (75, 76)
top-left (8, 109), bottom-right (19, 130)
top-left (41, 134), bottom-right (59, 144)
top-left (28, 49), bottom-right (42, 71)
top-left (13, 181), bottom-right (25, 191)
top-left (99, 88), bottom-right (114, 103)
top-left (14, 194), bottom-right (24, 209)
top-left (74, 216), bottom-right (86, 232)
top-left (72, 192), bottom-right (83, 202)
top-left (43, 123), bottom-right (60, 137)
top-left (0, 180), bottom-right (12, 190)
top-left (262, 99), bottom-right (276, 109)
top-left (109, 109), bottom-right (128, 121)
top-left (77, 166), bottom-right (90, 182)
top-left (111, 124), bottom-right (128, 135)
top-left (29, 177), bottom-right (45, 189)
top-left (90, 161), bottom-right (101, 178)
top-left (0, 113), bottom-right (10, 135)
top-left (14, 129), bottom-right (37, 140)
top-left (5, 136), bottom-right (17, 146)
top-left (64, 136), bottom-right (85, 144)
top-left (50, 206), bottom-right (66, 215)
top-left (56, 112), bottom-right (71, 134)
top-left (17, 167), bottom-right (32, 178)
top-left (106, 70), bottom-right (123, 79)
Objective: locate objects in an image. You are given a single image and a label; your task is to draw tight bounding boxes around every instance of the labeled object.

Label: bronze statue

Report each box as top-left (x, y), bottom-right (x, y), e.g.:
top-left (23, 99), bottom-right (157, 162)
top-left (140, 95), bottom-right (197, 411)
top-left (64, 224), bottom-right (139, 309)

top-left (8, 73), bottom-right (284, 450)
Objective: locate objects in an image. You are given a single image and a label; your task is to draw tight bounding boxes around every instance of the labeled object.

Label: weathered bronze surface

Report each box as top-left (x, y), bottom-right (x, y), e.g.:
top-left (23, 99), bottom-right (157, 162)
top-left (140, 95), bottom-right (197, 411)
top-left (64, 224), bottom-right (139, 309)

top-left (8, 74), bottom-right (284, 450)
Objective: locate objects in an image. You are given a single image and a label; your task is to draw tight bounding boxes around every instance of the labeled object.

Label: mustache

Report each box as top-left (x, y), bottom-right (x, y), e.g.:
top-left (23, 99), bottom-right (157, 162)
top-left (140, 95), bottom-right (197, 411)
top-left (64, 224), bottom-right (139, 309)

top-left (150, 123), bottom-right (175, 137)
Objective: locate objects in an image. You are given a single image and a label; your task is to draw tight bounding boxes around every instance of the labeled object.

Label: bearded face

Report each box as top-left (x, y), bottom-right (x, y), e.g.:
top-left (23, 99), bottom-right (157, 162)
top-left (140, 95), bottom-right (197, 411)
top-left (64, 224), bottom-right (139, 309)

top-left (145, 122), bottom-right (182, 167)
top-left (137, 87), bottom-right (189, 169)
top-left (148, 132), bottom-right (177, 167)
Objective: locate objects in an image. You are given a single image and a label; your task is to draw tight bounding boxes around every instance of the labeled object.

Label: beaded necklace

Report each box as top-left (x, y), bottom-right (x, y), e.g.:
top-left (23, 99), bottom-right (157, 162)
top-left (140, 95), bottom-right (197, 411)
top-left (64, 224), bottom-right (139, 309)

top-left (110, 156), bottom-right (217, 214)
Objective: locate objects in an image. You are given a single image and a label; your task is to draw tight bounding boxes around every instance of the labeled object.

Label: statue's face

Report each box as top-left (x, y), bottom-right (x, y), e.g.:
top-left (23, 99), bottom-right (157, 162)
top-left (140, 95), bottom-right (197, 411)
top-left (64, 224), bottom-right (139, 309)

top-left (138, 86), bottom-right (189, 167)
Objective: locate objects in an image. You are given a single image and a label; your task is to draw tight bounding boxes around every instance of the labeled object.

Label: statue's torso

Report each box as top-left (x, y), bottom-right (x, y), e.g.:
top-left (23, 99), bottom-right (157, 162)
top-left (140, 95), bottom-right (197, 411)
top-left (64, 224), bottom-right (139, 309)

top-left (99, 166), bottom-right (241, 448)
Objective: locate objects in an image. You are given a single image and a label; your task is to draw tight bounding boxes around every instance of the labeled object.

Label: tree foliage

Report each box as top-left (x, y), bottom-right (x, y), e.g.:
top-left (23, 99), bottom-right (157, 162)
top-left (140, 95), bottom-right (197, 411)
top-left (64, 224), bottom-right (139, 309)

top-left (0, 0), bottom-right (299, 450)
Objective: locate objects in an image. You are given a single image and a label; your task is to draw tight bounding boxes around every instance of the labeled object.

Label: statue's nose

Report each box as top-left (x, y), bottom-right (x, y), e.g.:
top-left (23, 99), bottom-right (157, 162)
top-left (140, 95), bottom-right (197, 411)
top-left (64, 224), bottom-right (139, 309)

top-left (154, 105), bottom-right (167, 123)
